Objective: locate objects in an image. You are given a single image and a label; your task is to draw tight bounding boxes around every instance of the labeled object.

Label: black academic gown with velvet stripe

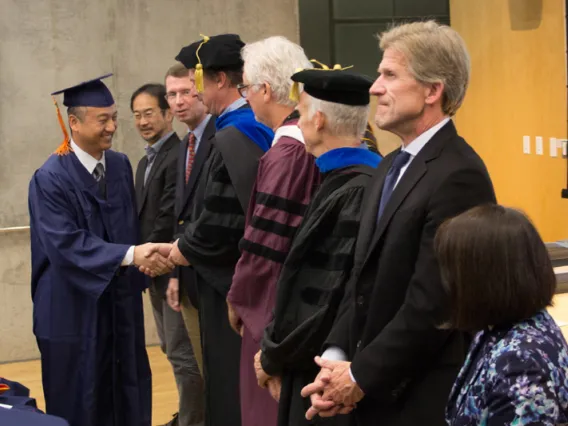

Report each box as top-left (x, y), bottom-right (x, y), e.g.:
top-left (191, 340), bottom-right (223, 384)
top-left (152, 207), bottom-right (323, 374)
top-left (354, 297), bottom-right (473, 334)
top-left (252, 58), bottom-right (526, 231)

top-left (28, 150), bottom-right (151, 426)
top-left (177, 124), bottom-right (268, 426)
top-left (260, 161), bottom-right (377, 426)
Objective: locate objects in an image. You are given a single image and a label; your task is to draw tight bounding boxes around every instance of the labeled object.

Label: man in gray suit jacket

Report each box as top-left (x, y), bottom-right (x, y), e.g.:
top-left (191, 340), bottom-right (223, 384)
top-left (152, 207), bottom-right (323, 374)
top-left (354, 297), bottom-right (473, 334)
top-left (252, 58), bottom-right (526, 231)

top-left (132, 83), bottom-right (202, 426)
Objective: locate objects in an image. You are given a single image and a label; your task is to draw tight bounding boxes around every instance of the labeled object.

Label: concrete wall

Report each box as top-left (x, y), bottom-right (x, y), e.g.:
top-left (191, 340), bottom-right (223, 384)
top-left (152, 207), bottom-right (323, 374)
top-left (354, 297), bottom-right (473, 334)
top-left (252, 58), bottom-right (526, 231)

top-left (0, 0), bottom-right (299, 363)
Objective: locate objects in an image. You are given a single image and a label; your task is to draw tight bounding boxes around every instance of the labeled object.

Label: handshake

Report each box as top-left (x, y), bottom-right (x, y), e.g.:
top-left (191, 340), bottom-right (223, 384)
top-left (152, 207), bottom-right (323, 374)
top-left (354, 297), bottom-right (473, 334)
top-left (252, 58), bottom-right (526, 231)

top-left (133, 239), bottom-right (190, 277)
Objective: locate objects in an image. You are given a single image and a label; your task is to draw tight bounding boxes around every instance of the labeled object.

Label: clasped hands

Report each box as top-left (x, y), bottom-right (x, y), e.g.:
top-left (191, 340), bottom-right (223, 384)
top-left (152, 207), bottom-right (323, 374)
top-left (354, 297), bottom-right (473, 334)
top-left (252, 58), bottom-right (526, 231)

top-left (300, 357), bottom-right (364, 420)
top-left (134, 239), bottom-right (190, 277)
top-left (252, 351), bottom-right (364, 413)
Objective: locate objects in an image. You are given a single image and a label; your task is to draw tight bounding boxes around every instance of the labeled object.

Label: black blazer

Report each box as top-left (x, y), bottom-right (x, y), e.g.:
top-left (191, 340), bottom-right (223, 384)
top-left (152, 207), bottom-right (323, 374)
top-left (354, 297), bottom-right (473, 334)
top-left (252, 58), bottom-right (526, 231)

top-left (173, 117), bottom-right (216, 306)
top-left (326, 121), bottom-right (496, 426)
top-left (135, 132), bottom-right (180, 290)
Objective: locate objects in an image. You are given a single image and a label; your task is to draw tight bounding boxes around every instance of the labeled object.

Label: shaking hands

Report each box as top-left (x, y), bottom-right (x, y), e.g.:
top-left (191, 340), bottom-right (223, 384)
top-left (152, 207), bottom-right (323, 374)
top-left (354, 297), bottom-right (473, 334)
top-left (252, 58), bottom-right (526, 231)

top-left (134, 239), bottom-right (190, 277)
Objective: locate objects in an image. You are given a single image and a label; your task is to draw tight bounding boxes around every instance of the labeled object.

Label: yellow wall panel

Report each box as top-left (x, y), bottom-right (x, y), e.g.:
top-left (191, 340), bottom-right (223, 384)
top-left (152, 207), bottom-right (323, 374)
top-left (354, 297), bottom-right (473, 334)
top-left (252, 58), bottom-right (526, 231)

top-left (450, 0), bottom-right (567, 241)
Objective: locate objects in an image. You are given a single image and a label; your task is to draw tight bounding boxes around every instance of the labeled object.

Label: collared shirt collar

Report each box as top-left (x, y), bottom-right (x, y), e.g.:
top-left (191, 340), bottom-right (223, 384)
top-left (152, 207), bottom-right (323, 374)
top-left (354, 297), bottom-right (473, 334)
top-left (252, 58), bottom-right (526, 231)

top-left (218, 97), bottom-right (247, 118)
top-left (147, 130), bottom-right (175, 154)
top-left (189, 114), bottom-right (212, 142)
top-left (402, 117), bottom-right (451, 158)
top-left (71, 139), bottom-right (105, 174)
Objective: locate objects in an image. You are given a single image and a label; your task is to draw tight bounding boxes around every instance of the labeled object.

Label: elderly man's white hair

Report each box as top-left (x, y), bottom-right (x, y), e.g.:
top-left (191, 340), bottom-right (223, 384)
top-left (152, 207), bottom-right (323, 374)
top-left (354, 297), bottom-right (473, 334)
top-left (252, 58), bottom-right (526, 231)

top-left (241, 36), bottom-right (313, 107)
top-left (307, 95), bottom-right (370, 139)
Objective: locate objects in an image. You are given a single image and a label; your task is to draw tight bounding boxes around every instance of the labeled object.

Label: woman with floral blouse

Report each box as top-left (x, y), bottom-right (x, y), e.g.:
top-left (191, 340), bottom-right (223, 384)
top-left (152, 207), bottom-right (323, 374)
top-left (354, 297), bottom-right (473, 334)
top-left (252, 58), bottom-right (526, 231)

top-left (435, 204), bottom-right (568, 426)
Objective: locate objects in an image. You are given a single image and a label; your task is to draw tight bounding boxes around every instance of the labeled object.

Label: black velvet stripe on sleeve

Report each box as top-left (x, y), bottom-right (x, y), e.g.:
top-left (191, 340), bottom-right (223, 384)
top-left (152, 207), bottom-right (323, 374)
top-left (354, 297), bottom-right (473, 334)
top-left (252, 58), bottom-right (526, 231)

top-left (249, 216), bottom-right (298, 239)
top-left (239, 239), bottom-right (288, 264)
top-left (255, 192), bottom-right (307, 216)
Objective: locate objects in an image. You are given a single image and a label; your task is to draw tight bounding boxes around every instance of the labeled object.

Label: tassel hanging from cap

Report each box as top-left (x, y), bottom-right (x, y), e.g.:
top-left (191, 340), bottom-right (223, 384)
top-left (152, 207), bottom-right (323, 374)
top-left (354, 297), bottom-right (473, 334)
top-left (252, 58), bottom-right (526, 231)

top-left (194, 34), bottom-right (210, 93)
top-left (361, 121), bottom-right (377, 146)
top-left (52, 96), bottom-right (72, 156)
top-left (289, 67), bottom-right (305, 102)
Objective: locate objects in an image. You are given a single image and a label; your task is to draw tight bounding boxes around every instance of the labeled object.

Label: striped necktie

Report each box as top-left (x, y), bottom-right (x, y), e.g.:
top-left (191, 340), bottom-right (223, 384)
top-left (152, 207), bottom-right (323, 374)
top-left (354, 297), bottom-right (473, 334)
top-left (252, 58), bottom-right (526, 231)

top-left (185, 133), bottom-right (197, 184)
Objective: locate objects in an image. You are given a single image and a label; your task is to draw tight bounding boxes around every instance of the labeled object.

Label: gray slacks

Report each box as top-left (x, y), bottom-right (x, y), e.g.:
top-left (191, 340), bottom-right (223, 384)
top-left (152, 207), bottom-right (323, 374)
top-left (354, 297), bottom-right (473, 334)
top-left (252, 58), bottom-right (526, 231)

top-left (149, 283), bottom-right (204, 426)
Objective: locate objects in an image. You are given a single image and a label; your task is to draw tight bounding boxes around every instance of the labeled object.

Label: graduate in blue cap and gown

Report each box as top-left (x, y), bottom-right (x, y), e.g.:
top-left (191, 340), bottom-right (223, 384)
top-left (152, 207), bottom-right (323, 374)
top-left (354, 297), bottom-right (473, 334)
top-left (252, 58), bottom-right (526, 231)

top-left (28, 74), bottom-right (164, 426)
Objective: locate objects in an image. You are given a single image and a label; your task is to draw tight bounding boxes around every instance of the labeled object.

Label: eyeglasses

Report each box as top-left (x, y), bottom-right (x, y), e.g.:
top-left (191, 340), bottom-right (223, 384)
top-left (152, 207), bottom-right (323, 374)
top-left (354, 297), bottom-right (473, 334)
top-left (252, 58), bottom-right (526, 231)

top-left (164, 90), bottom-right (193, 101)
top-left (133, 109), bottom-right (162, 121)
top-left (237, 83), bottom-right (264, 98)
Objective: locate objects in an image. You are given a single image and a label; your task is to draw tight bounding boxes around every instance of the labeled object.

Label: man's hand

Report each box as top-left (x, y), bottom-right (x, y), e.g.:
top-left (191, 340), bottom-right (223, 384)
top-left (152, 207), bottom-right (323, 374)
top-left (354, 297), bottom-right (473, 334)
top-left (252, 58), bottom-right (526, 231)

top-left (167, 278), bottom-right (181, 312)
top-left (302, 360), bottom-right (357, 420)
top-left (315, 357), bottom-right (364, 408)
top-left (168, 239), bottom-right (190, 266)
top-left (134, 243), bottom-right (174, 277)
top-left (254, 350), bottom-right (271, 388)
top-left (266, 376), bottom-right (282, 402)
top-left (227, 300), bottom-right (243, 336)
top-left (302, 365), bottom-right (337, 419)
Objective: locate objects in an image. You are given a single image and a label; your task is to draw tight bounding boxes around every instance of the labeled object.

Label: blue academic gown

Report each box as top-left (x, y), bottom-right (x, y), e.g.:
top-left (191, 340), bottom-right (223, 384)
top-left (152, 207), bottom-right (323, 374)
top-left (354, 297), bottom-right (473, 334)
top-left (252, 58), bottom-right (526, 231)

top-left (28, 150), bottom-right (151, 426)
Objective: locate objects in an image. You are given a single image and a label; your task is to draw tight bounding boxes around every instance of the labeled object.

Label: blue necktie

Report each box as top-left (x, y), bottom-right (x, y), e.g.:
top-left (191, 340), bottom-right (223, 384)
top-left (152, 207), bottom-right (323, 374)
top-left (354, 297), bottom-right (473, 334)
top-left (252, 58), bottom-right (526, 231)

top-left (377, 151), bottom-right (411, 219)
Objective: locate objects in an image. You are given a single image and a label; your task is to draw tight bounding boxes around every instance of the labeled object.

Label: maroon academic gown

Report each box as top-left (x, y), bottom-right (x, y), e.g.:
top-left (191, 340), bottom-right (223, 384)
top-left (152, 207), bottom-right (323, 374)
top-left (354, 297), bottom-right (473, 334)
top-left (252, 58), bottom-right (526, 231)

top-left (228, 118), bottom-right (321, 426)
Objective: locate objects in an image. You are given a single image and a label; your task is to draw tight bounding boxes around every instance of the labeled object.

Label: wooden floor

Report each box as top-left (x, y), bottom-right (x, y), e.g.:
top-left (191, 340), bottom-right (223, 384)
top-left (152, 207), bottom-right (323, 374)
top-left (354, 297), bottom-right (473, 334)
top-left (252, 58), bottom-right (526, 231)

top-left (1, 345), bottom-right (178, 426)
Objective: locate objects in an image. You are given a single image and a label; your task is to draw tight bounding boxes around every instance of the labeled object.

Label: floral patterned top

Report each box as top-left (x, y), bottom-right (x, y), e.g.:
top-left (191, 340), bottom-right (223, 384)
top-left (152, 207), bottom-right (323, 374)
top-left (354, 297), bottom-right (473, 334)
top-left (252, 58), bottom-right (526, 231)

top-left (446, 310), bottom-right (568, 426)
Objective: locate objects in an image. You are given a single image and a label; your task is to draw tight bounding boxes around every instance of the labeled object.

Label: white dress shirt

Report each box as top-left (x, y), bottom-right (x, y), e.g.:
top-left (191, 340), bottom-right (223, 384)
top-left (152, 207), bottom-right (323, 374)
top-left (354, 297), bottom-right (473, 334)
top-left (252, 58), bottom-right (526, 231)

top-left (321, 117), bottom-right (451, 382)
top-left (71, 140), bottom-right (134, 266)
top-left (395, 117), bottom-right (451, 187)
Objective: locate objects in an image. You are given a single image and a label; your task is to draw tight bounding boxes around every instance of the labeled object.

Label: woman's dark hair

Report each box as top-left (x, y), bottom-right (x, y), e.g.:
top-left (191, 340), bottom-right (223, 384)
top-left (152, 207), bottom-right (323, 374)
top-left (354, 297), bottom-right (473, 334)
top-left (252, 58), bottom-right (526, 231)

top-left (434, 204), bottom-right (556, 331)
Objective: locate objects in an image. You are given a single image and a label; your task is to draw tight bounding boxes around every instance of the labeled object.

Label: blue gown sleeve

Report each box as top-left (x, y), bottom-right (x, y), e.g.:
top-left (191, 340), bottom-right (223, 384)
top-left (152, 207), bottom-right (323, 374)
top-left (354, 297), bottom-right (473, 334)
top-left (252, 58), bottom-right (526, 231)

top-left (29, 169), bottom-right (131, 298)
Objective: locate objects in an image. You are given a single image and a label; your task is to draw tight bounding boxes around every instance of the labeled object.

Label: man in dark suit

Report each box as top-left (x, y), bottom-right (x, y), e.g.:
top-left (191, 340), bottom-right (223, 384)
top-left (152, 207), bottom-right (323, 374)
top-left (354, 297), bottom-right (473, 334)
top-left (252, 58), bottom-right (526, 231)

top-left (132, 83), bottom-right (202, 426)
top-left (164, 64), bottom-right (214, 380)
top-left (302, 21), bottom-right (497, 426)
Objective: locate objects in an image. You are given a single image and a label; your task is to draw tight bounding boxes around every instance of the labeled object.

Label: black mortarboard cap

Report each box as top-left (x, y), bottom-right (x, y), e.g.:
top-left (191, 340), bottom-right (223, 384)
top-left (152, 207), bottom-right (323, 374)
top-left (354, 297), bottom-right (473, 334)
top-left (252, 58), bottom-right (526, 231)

top-left (175, 34), bottom-right (244, 93)
top-left (51, 73), bottom-right (114, 108)
top-left (290, 63), bottom-right (373, 106)
top-left (175, 34), bottom-right (244, 70)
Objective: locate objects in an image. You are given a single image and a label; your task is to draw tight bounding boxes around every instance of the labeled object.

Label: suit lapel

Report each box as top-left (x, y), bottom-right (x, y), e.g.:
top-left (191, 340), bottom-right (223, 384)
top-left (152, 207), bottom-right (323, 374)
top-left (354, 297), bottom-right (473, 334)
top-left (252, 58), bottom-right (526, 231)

top-left (175, 134), bottom-right (189, 217)
top-left (135, 157), bottom-right (147, 213)
top-left (185, 135), bottom-right (212, 197)
top-left (363, 121), bottom-right (457, 267)
top-left (353, 155), bottom-right (394, 269)
top-left (138, 134), bottom-right (177, 214)
top-left (366, 159), bottom-right (427, 262)
top-left (181, 118), bottom-right (216, 211)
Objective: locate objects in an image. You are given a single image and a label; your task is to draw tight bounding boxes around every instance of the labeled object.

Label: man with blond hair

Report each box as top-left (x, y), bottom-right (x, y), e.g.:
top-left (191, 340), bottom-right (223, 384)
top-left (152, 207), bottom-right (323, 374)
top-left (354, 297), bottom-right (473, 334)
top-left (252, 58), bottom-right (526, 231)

top-left (302, 21), bottom-right (496, 426)
top-left (226, 36), bottom-right (321, 426)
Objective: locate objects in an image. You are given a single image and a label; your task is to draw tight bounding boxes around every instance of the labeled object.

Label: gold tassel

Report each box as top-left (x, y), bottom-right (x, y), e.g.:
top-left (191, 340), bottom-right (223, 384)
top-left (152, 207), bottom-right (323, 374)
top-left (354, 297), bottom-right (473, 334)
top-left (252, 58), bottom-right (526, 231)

top-left (288, 61), bottom-right (355, 102)
top-left (195, 64), bottom-right (204, 93)
top-left (310, 59), bottom-right (329, 70)
top-left (289, 82), bottom-right (300, 102)
top-left (361, 121), bottom-right (377, 146)
top-left (194, 34), bottom-right (210, 93)
top-left (52, 96), bottom-right (72, 156)
top-left (289, 67), bottom-right (305, 102)
top-left (310, 59), bottom-right (353, 72)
